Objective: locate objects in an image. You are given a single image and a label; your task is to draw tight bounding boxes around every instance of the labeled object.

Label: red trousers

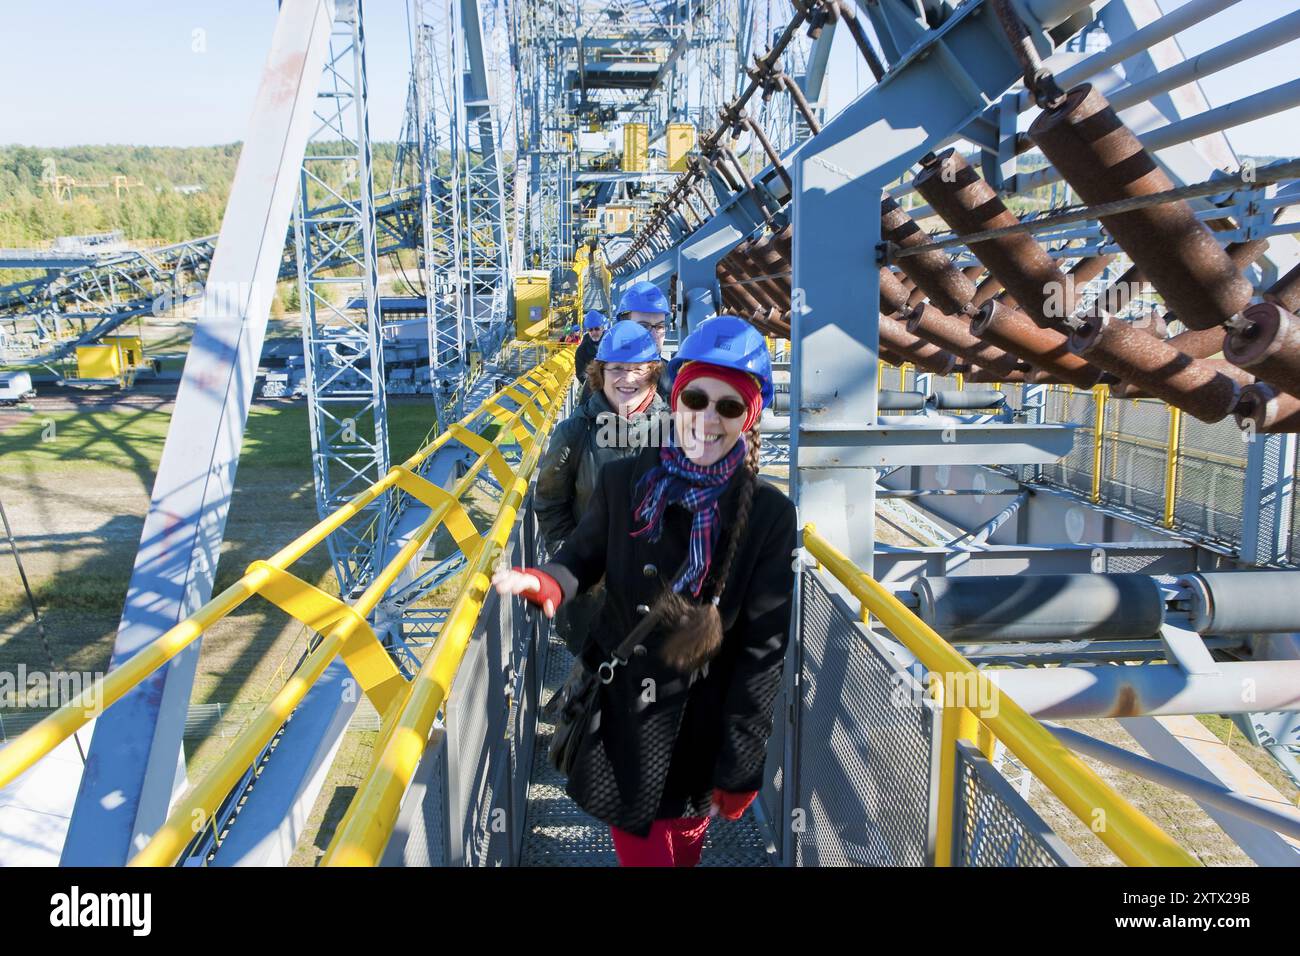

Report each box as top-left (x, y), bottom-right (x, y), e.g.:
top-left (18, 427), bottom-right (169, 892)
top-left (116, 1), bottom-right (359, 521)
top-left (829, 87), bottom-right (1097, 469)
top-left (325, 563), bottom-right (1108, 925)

top-left (609, 816), bottom-right (711, 867)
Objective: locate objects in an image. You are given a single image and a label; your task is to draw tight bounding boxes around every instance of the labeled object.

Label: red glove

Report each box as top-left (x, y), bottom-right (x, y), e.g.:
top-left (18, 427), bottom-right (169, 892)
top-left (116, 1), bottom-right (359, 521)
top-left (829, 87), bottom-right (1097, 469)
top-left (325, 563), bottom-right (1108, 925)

top-left (711, 788), bottom-right (758, 820)
top-left (514, 567), bottom-right (563, 614)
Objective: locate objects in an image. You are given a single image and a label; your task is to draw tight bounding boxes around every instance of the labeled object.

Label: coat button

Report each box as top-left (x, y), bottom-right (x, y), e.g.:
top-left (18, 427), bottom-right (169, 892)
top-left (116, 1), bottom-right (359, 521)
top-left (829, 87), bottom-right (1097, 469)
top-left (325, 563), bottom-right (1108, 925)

top-left (642, 563), bottom-right (657, 578)
top-left (636, 604), bottom-right (651, 615)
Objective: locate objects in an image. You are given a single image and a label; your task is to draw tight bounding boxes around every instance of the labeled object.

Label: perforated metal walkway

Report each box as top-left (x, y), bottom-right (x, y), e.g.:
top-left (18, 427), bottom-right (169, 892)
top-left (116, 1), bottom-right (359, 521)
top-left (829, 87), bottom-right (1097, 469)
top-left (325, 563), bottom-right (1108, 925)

top-left (520, 631), bottom-right (772, 866)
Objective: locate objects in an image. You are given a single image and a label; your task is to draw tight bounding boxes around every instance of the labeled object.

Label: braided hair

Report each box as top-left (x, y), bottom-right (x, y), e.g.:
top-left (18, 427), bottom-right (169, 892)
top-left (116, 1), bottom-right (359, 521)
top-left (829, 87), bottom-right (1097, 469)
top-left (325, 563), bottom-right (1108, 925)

top-left (654, 426), bottom-right (762, 673)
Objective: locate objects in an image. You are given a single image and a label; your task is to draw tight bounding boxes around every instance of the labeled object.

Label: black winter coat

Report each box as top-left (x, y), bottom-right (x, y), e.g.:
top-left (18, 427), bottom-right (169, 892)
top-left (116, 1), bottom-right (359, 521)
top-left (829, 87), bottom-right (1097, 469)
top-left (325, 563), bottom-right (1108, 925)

top-left (534, 388), bottom-right (668, 552)
top-left (540, 445), bottom-right (797, 837)
top-left (574, 333), bottom-right (601, 386)
top-left (534, 389), bottom-right (669, 653)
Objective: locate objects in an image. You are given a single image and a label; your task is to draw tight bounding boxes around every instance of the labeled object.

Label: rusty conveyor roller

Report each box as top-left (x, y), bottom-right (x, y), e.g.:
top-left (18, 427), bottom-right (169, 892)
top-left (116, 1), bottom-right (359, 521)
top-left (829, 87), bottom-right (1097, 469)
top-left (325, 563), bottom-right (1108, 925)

top-left (879, 313), bottom-right (958, 374)
top-left (1111, 360), bottom-right (1252, 400)
top-left (1225, 302), bottom-right (1300, 397)
top-left (906, 303), bottom-right (1027, 379)
top-left (913, 149), bottom-right (1077, 328)
top-left (966, 366), bottom-right (1030, 384)
top-left (1070, 314), bottom-right (1242, 421)
top-left (972, 300), bottom-right (1102, 388)
top-left (1235, 382), bottom-right (1300, 433)
top-left (880, 195), bottom-right (979, 314)
top-left (1028, 84), bottom-right (1254, 332)
top-left (1144, 239), bottom-right (1270, 357)
top-left (1267, 262), bottom-right (1300, 313)
top-left (880, 267), bottom-right (912, 316)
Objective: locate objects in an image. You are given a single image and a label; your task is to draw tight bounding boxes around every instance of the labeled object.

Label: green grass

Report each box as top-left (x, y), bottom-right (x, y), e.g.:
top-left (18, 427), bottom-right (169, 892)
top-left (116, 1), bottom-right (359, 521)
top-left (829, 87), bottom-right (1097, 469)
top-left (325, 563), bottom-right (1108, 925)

top-left (0, 395), bottom-right (441, 621)
top-left (1, 401), bottom-right (439, 473)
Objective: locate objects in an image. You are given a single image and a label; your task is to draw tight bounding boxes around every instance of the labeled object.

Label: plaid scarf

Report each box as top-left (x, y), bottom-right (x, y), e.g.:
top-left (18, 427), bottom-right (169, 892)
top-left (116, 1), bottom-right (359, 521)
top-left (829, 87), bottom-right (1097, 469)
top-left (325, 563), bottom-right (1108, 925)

top-left (630, 437), bottom-right (746, 597)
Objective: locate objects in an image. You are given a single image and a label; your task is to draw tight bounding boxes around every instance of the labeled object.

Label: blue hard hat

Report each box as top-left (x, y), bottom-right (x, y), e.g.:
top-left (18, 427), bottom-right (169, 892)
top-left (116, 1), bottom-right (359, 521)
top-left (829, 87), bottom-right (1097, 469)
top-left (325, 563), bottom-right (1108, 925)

top-left (617, 280), bottom-right (670, 316)
top-left (668, 314), bottom-right (774, 408)
top-left (583, 309), bottom-right (606, 331)
top-left (596, 320), bottom-right (660, 363)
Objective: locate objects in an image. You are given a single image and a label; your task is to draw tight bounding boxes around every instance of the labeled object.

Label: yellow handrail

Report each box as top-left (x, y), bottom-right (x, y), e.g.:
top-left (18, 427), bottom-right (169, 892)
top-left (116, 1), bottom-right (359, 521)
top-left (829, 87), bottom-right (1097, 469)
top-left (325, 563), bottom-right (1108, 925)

top-left (801, 526), bottom-right (1197, 868)
top-left (322, 406), bottom-right (557, 866)
top-left (124, 348), bottom-right (574, 866)
top-left (0, 349), bottom-right (575, 799)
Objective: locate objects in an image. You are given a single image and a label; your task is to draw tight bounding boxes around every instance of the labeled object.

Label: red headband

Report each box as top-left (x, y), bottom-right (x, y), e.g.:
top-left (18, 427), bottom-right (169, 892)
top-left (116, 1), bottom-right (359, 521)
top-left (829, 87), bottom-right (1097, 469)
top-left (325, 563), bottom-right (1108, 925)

top-left (671, 361), bottom-right (764, 431)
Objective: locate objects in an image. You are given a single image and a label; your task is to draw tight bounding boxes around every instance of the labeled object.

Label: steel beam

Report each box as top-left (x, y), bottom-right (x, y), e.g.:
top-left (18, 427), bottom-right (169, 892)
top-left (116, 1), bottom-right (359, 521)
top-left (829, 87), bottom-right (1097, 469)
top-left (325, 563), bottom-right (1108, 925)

top-left (1119, 716), bottom-right (1300, 865)
top-left (789, 0), bottom-right (1085, 569)
top-left (62, 0), bottom-right (339, 865)
top-left (985, 662), bottom-right (1300, 719)
top-left (295, 0), bottom-right (391, 595)
top-left (798, 422), bottom-right (1078, 469)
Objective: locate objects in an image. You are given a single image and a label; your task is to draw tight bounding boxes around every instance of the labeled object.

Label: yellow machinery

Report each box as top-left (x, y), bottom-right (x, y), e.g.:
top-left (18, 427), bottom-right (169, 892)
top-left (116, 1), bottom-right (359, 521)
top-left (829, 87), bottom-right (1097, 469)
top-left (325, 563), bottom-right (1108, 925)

top-left (514, 270), bottom-right (551, 339)
top-left (604, 203), bottom-right (635, 234)
top-left (102, 334), bottom-right (146, 370)
top-left (73, 334), bottom-right (150, 387)
top-left (667, 123), bottom-right (695, 172)
top-left (621, 123), bottom-right (647, 172)
top-left (74, 345), bottom-right (124, 384)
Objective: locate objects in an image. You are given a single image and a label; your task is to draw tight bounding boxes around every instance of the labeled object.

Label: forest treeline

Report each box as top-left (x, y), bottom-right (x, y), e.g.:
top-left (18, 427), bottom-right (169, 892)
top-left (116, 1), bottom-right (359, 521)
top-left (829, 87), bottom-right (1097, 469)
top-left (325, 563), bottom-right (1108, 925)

top-left (0, 143), bottom-right (404, 248)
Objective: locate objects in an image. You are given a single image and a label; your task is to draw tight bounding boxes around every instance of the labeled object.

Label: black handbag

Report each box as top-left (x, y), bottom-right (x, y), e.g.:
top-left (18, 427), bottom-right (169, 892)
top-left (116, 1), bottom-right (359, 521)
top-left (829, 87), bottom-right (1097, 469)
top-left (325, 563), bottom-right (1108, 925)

top-left (547, 606), bottom-right (662, 775)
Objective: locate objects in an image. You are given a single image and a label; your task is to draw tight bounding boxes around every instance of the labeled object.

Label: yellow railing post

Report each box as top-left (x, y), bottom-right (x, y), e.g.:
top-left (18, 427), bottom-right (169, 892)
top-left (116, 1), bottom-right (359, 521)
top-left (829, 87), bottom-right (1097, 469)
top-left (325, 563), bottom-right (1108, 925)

top-left (934, 698), bottom-right (962, 867)
top-left (1164, 406), bottom-right (1182, 528)
top-left (1091, 385), bottom-right (1108, 503)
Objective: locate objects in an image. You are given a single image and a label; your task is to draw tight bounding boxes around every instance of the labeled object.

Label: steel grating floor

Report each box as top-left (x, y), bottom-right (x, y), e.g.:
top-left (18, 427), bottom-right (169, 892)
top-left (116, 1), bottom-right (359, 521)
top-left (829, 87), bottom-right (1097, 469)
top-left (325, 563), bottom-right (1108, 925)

top-left (520, 630), bottom-right (772, 867)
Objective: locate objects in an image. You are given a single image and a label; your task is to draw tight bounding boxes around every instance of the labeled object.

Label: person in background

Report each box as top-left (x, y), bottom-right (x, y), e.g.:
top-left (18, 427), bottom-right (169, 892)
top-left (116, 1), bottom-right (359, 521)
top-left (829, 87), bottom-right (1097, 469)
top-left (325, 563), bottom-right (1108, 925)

top-left (534, 320), bottom-right (669, 658)
top-left (616, 280), bottom-right (672, 399)
top-left (494, 315), bottom-right (794, 867)
top-left (574, 310), bottom-right (606, 386)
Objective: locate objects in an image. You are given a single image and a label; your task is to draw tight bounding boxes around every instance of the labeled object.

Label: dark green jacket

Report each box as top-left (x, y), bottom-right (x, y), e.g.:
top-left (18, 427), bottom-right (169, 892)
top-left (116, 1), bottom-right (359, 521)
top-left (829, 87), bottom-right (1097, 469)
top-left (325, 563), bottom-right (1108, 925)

top-left (534, 387), bottom-right (669, 551)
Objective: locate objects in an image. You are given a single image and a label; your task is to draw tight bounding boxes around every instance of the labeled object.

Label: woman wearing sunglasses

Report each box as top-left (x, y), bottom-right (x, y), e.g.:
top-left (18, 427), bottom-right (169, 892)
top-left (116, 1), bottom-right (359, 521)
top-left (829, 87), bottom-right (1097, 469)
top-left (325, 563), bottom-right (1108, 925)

top-left (494, 314), bottom-right (796, 866)
top-left (534, 320), bottom-right (668, 656)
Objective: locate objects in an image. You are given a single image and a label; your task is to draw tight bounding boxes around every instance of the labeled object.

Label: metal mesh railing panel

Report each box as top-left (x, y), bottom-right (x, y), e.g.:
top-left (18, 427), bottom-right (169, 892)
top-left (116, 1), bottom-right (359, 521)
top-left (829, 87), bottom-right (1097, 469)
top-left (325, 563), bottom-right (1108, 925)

top-left (954, 742), bottom-right (1080, 867)
top-left (1098, 398), bottom-right (1168, 519)
top-left (1291, 440), bottom-right (1300, 565)
top-left (1041, 388), bottom-right (1095, 496)
top-left (795, 569), bottom-right (933, 866)
top-left (1173, 415), bottom-right (1247, 548)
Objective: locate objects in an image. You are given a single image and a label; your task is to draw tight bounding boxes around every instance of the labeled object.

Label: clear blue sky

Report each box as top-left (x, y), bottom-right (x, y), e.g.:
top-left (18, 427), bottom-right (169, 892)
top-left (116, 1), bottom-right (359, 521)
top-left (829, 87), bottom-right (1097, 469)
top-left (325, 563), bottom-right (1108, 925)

top-left (0, 0), bottom-right (1296, 156)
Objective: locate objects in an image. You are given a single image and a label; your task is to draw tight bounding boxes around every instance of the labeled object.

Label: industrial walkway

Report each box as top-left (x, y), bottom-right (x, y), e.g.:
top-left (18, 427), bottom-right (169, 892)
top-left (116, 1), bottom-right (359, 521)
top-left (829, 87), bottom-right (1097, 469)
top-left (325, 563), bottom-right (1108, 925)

top-left (519, 630), bottom-right (770, 867)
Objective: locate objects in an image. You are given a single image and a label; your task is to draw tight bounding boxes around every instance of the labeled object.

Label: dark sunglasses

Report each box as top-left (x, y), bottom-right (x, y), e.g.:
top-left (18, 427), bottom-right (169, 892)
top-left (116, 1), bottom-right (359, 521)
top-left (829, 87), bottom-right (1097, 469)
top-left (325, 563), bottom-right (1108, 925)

top-left (678, 388), bottom-right (747, 419)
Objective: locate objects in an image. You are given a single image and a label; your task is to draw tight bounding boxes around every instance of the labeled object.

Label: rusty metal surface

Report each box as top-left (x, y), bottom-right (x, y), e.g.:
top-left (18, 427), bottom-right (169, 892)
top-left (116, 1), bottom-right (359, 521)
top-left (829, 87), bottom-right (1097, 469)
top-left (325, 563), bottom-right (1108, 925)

top-left (967, 366), bottom-right (1029, 383)
top-left (1235, 382), bottom-right (1300, 433)
top-left (906, 303), bottom-right (1025, 377)
top-left (914, 149), bottom-right (1074, 327)
top-left (1070, 315), bottom-right (1240, 422)
top-left (1225, 302), bottom-right (1300, 397)
top-left (879, 313), bottom-right (958, 374)
top-left (879, 266), bottom-right (913, 316)
top-left (1066, 254), bottom-right (1114, 288)
top-left (1164, 324), bottom-right (1224, 358)
top-left (1266, 261), bottom-right (1300, 313)
top-left (971, 274), bottom-right (1006, 308)
top-left (972, 300), bottom-right (1101, 388)
top-left (880, 194), bottom-right (979, 315)
top-left (1029, 83), bottom-right (1254, 332)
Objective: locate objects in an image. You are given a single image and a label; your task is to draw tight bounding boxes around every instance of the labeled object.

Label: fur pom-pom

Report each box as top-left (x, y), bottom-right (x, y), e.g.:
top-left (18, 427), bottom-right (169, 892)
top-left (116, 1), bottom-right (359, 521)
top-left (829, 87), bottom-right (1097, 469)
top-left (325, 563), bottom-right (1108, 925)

top-left (651, 589), bottom-right (725, 673)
